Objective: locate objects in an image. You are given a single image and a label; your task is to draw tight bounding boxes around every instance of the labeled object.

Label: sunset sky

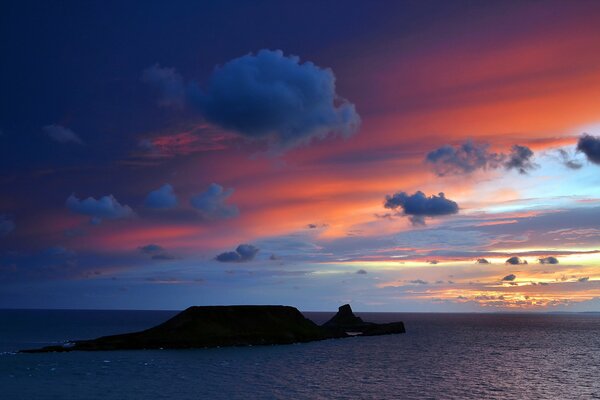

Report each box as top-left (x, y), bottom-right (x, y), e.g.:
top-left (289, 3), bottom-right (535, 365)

top-left (1, 0), bottom-right (600, 311)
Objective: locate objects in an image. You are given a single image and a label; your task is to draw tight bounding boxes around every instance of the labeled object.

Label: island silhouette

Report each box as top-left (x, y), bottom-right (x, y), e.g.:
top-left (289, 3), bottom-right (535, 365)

top-left (21, 304), bottom-right (405, 352)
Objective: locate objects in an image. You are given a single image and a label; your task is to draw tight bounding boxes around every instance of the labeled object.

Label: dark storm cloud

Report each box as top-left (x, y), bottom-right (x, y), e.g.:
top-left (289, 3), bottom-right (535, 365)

top-left (539, 256), bottom-right (559, 264)
top-left (557, 149), bottom-right (583, 170)
top-left (141, 64), bottom-right (186, 107)
top-left (505, 256), bottom-right (527, 265)
top-left (144, 184), bottom-right (178, 209)
top-left (66, 194), bottom-right (134, 223)
top-left (384, 191), bottom-right (459, 225)
top-left (215, 244), bottom-right (259, 263)
top-left (190, 183), bottom-right (239, 220)
top-left (504, 145), bottom-right (536, 174)
top-left (0, 215), bottom-right (15, 237)
top-left (577, 134), bottom-right (600, 165)
top-left (43, 124), bottom-right (84, 144)
top-left (426, 142), bottom-right (536, 176)
top-left (144, 49), bottom-right (360, 148)
top-left (425, 141), bottom-right (504, 176)
top-left (502, 274), bottom-right (516, 281)
top-left (476, 258), bottom-right (490, 264)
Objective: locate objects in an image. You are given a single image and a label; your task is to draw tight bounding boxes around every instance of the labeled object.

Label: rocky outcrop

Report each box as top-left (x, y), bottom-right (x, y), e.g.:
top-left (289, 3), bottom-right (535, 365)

top-left (322, 304), bottom-right (406, 336)
top-left (20, 304), bottom-right (404, 353)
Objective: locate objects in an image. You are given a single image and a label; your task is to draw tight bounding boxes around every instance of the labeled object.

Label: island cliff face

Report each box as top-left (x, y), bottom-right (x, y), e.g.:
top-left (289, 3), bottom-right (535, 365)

top-left (21, 304), bottom-right (404, 353)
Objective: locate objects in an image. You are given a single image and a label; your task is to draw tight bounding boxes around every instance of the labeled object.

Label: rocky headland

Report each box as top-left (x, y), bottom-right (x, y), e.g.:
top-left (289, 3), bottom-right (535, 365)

top-left (21, 304), bottom-right (405, 353)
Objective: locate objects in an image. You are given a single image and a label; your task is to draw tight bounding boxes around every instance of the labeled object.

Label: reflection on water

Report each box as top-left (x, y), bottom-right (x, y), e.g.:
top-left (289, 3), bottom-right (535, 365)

top-left (1, 310), bottom-right (599, 399)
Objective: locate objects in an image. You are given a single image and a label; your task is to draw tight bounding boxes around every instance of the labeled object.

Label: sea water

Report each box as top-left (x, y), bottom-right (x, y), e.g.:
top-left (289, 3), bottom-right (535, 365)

top-left (1, 310), bottom-right (599, 399)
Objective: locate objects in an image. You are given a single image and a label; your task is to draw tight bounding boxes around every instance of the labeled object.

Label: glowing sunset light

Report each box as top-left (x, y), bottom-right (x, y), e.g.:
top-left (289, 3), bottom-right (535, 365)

top-left (1, 0), bottom-right (599, 312)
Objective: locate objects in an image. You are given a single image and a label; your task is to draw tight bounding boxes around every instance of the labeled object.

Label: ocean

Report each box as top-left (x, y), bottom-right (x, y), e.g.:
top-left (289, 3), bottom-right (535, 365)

top-left (1, 310), bottom-right (599, 399)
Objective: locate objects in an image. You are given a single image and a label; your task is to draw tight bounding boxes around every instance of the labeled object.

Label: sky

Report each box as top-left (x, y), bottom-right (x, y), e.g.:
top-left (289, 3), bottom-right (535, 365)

top-left (1, 0), bottom-right (600, 311)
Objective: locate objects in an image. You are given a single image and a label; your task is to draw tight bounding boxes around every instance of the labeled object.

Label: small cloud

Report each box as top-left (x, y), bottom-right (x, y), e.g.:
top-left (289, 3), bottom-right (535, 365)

top-left (578, 277), bottom-right (590, 282)
top-left (138, 244), bottom-right (177, 261)
top-left (306, 223), bottom-right (328, 229)
top-left (502, 274), bottom-right (517, 281)
top-left (428, 260), bottom-right (439, 265)
top-left (504, 145), bottom-right (536, 174)
top-left (43, 124), bottom-right (84, 144)
top-left (215, 244), bottom-right (259, 263)
top-left (426, 141), bottom-right (536, 176)
top-left (476, 258), bottom-right (490, 264)
top-left (356, 269), bottom-right (368, 275)
top-left (539, 256), bottom-right (559, 265)
top-left (144, 184), bottom-right (178, 209)
top-left (66, 194), bottom-right (134, 224)
top-left (384, 191), bottom-right (459, 225)
top-left (557, 149), bottom-right (583, 170)
top-left (425, 141), bottom-right (504, 176)
top-left (409, 279), bottom-right (428, 285)
top-left (0, 215), bottom-right (15, 237)
top-left (269, 254), bottom-right (281, 261)
top-left (190, 183), bottom-right (239, 220)
top-left (505, 256), bottom-right (527, 265)
top-left (139, 244), bottom-right (164, 254)
top-left (577, 134), bottom-right (600, 165)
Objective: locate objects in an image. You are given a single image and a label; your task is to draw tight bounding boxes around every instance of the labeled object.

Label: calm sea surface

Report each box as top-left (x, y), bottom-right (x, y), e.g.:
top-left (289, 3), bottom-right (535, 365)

top-left (1, 310), bottom-right (599, 399)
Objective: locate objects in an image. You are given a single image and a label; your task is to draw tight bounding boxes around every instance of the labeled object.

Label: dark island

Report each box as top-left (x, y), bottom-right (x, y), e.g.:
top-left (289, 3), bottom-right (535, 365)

top-left (20, 304), bottom-right (405, 353)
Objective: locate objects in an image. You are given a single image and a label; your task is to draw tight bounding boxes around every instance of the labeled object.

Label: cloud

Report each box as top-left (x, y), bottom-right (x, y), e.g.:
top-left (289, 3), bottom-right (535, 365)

top-left (425, 141), bottom-right (504, 176)
top-left (557, 149), bottom-right (583, 170)
top-left (502, 274), bottom-right (516, 281)
top-left (139, 244), bottom-right (164, 254)
top-left (144, 49), bottom-right (360, 149)
top-left (539, 256), bottom-right (559, 264)
top-left (577, 134), bottom-right (600, 165)
top-left (505, 256), bottom-right (527, 265)
top-left (307, 223), bottom-right (328, 229)
top-left (190, 183), bottom-right (239, 219)
top-left (215, 244), bottom-right (259, 263)
top-left (409, 279), bottom-right (428, 285)
top-left (384, 191), bottom-right (459, 225)
top-left (0, 215), bottom-right (15, 237)
top-left (43, 124), bottom-right (84, 144)
top-left (66, 194), bottom-right (134, 223)
top-left (505, 145), bottom-right (536, 174)
top-left (356, 269), bottom-right (368, 275)
top-left (578, 277), bottom-right (590, 282)
top-left (426, 142), bottom-right (536, 175)
top-left (476, 258), bottom-right (490, 264)
top-left (141, 64), bottom-right (186, 107)
top-left (138, 244), bottom-right (177, 261)
top-left (144, 184), bottom-right (178, 209)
